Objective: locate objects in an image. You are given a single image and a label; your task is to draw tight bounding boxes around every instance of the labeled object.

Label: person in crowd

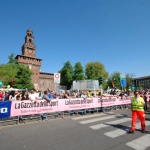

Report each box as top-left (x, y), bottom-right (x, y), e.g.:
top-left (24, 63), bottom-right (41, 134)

top-left (71, 92), bottom-right (76, 98)
top-left (9, 90), bottom-right (16, 100)
top-left (3, 91), bottom-right (9, 101)
top-left (81, 91), bottom-right (87, 99)
top-left (90, 93), bottom-right (95, 98)
top-left (87, 91), bottom-right (90, 98)
top-left (55, 93), bottom-right (60, 99)
top-left (36, 90), bottom-right (43, 100)
top-left (29, 89), bottom-right (38, 102)
top-left (0, 90), bottom-right (3, 101)
top-left (119, 90), bottom-right (125, 99)
top-left (81, 91), bottom-right (87, 115)
top-left (98, 91), bottom-right (101, 96)
top-left (43, 90), bottom-right (53, 101)
top-left (142, 94), bottom-right (148, 111)
top-left (148, 96), bottom-right (150, 113)
top-left (63, 90), bottom-right (70, 99)
top-left (128, 90), bottom-right (146, 133)
top-left (21, 91), bottom-right (29, 100)
top-left (110, 90), bottom-right (113, 95)
top-left (11, 90), bottom-right (21, 101)
top-left (48, 90), bottom-right (53, 98)
top-left (16, 95), bottom-right (21, 101)
top-left (59, 91), bottom-right (65, 99)
top-left (41, 90), bottom-right (53, 121)
top-left (95, 90), bottom-right (99, 97)
top-left (76, 91), bottom-right (81, 98)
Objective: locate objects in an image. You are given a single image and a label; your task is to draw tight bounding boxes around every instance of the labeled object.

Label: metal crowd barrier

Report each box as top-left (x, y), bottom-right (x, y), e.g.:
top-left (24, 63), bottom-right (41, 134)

top-left (0, 105), bottom-right (131, 127)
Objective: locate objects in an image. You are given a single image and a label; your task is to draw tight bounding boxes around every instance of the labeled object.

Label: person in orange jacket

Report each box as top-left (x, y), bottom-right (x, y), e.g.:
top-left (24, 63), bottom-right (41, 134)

top-left (128, 90), bottom-right (146, 133)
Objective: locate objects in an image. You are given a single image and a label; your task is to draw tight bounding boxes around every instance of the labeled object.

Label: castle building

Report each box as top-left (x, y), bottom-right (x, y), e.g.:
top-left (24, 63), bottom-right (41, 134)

top-left (15, 28), bottom-right (55, 91)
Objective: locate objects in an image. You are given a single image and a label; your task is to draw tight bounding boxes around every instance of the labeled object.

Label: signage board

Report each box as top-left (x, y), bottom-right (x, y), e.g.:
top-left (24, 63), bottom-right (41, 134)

top-left (54, 73), bottom-right (60, 84)
top-left (120, 74), bottom-right (126, 87)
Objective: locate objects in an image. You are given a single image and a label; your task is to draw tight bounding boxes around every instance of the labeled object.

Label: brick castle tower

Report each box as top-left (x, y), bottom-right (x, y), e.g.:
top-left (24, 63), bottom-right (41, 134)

top-left (15, 28), bottom-right (55, 91)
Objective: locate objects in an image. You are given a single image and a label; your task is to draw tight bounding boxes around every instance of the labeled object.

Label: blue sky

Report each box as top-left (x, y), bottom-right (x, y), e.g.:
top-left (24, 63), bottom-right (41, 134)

top-left (0, 0), bottom-right (150, 78)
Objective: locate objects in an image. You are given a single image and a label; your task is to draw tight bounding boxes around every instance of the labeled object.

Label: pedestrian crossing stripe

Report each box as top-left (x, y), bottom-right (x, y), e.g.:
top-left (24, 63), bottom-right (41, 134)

top-left (71, 113), bottom-right (150, 150)
top-left (126, 134), bottom-right (150, 150)
top-left (104, 120), bottom-right (150, 138)
top-left (72, 112), bottom-right (114, 120)
top-left (90, 117), bottom-right (131, 130)
top-left (80, 114), bottom-right (126, 124)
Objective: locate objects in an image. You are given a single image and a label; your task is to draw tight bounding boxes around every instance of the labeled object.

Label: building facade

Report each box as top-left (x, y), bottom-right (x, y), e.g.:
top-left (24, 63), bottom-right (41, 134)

top-left (133, 76), bottom-right (150, 89)
top-left (15, 28), bottom-right (55, 91)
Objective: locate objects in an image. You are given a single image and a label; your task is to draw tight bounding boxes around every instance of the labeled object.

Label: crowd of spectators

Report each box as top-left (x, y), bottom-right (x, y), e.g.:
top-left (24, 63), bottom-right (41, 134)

top-left (0, 88), bottom-right (150, 122)
top-left (0, 88), bottom-right (150, 113)
top-left (0, 88), bottom-right (150, 100)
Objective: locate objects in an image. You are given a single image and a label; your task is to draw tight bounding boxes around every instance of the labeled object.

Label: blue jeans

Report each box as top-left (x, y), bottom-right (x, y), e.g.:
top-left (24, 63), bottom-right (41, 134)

top-left (42, 113), bottom-right (47, 121)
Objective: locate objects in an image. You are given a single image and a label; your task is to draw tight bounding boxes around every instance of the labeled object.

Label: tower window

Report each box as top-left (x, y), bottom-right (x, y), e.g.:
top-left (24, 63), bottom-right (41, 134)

top-left (29, 39), bottom-right (32, 43)
top-left (28, 33), bottom-right (32, 37)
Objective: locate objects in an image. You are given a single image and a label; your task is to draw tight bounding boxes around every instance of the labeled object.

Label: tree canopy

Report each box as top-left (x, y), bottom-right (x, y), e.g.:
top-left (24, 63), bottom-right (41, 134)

top-left (13, 64), bottom-right (33, 89)
top-left (107, 72), bottom-right (134, 90)
top-left (85, 61), bottom-right (109, 80)
top-left (73, 62), bottom-right (85, 81)
top-left (0, 53), bottom-right (34, 89)
top-left (59, 61), bottom-right (109, 90)
top-left (59, 61), bottom-right (73, 90)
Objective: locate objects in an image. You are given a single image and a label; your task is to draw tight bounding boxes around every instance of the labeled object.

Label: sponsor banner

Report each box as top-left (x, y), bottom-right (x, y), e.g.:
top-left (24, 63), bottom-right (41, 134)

top-left (0, 101), bottom-right (12, 118)
top-left (10, 100), bottom-right (60, 117)
top-left (10, 97), bottom-right (131, 117)
top-left (59, 98), bottom-right (101, 111)
top-left (100, 96), bottom-right (131, 107)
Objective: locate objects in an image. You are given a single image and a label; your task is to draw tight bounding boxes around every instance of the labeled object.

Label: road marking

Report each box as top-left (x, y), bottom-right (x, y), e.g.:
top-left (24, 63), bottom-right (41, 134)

top-left (126, 134), bottom-right (150, 150)
top-left (80, 114), bottom-right (126, 124)
top-left (104, 121), bottom-right (150, 138)
top-left (90, 117), bottom-right (131, 130)
top-left (72, 112), bottom-right (114, 120)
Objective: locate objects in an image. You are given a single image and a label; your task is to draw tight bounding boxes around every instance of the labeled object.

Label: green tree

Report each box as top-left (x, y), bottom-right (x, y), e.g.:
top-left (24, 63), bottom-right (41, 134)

top-left (0, 64), bottom-right (17, 86)
top-left (107, 72), bottom-right (121, 89)
top-left (85, 61), bottom-right (109, 80)
top-left (13, 64), bottom-right (34, 89)
top-left (73, 62), bottom-right (85, 81)
top-left (0, 53), bottom-right (34, 89)
top-left (85, 61), bottom-right (109, 90)
top-left (107, 72), bottom-right (134, 90)
top-left (59, 61), bottom-right (73, 89)
top-left (8, 53), bottom-right (18, 64)
top-left (126, 73), bottom-right (135, 90)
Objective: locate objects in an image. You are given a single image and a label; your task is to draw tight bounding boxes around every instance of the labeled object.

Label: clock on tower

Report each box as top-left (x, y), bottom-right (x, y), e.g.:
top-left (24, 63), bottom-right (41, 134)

top-left (22, 28), bottom-right (36, 57)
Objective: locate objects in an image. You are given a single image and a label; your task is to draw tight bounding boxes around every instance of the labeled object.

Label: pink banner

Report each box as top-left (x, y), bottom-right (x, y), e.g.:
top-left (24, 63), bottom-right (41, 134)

top-left (58, 98), bottom-right (100, 111)
top-left (10, 97), bottom-right (131, 117)
top-left (99, 96), bottom-right (131, 107)
top-left (11, 100), bottom-right (60, 117)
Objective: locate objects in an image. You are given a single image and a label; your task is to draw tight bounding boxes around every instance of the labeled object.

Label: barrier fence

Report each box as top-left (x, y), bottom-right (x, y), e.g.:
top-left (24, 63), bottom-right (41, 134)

top-left (1, 95), bottom-right (150, 127)
top-left (0, 96), bottom-right (131, 126)
top-left (0, 96), bottom-right (131, 118)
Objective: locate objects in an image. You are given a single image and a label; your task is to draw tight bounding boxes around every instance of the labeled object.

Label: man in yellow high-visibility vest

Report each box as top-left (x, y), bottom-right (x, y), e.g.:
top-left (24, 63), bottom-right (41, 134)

top-left (128, 90), bottom-right (146, 133)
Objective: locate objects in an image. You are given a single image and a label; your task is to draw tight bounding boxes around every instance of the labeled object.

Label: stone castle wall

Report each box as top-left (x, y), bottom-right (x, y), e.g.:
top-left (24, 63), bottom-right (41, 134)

top-left (39, 73), bottom-right (55, 91)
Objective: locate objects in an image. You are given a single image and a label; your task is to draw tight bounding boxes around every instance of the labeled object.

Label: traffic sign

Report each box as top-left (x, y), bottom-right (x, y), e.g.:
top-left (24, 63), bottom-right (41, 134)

top-left (120, 74), bottom-right (126, 87)
top-left (54, 73), bottom-right (61, 84)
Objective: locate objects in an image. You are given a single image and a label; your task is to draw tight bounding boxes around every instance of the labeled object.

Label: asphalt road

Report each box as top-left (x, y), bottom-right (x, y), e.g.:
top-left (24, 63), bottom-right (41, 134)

top-left (0, 109), bottom-right (150, 150)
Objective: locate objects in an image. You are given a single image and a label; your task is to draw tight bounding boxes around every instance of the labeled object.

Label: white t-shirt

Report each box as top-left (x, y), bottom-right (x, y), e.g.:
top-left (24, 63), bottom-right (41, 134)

top-left (9, 95), bottom-right (16, 101)
top-left (29, 93), bottom-right (37, 101)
